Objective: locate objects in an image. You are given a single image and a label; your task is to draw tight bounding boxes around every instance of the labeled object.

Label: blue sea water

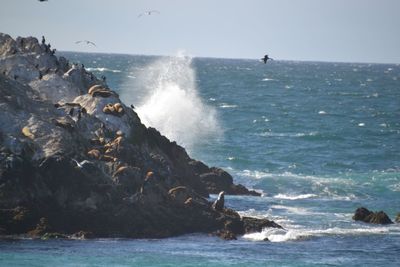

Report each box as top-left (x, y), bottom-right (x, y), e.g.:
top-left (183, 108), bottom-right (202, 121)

top-left (1, 53), bottom-right (399, 266)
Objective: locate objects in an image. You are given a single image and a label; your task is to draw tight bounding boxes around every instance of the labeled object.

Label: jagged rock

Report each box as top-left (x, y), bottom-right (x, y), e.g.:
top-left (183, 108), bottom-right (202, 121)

top-left (198, 166), bottom-right (261, 196)
top-left (0, 33), bottom-right (279, 239)
top-left (395, 213), bottom-right (400, 223)
top-left (242, 216), bottom-right (284, 233)
top-left (353, 207), bottom-right (393, 225)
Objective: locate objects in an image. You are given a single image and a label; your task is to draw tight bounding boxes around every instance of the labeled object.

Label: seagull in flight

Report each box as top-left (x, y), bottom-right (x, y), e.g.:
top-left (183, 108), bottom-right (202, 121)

top-left (261, 54), bottom-right (273, 64)
top-left (75, 40), bottom-right (97, 47)
top-left (138, 10), bottom-right (160, 18)
top-left (72, 159), bottom-right (92, 168)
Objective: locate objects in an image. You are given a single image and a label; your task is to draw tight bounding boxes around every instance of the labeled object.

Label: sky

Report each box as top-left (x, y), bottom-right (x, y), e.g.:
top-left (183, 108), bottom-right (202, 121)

top-left (1, 0), bottom-right (400, 63)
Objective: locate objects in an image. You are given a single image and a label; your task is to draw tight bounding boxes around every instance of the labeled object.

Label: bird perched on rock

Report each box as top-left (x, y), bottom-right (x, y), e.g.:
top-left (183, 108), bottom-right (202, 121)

top-left (212, 191), bottom-right (225, 211)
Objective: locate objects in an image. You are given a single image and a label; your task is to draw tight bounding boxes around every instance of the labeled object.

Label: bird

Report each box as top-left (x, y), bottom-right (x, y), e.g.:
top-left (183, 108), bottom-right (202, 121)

top-left (75, 40), bottom-right (97, 47)
top-left (261, 54), bottom-right (273, 64)
top-left (71, 159), bottom-right (92, 168)
top-left (138, 10), bottom-right (160, 18)
top-left (38, 0), bottom-right (48, 2)
top-left (212, 191), bottom-right (225, 211)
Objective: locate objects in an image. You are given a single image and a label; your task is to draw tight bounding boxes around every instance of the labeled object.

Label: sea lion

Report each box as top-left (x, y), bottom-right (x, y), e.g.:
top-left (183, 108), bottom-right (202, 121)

top-left (88, 84), bottom-right (104, 95)
top-left (212, 191), bottom-right (225, 211)
top-left (103, 103), bottom-right (124, 116)
top-left (101, 155), bottom-right (116, 162)
top-left (54, 118), bottom-right (74, 132)
top-left (113, 165), bottom-right (129, 177)
top-left (87, 149), bottom-right (101, 159)
top-left (145, 171), bottom-right (154, 181)
top-left (92, 90), bottom-right (113, 98)
top-left (21, 126), bottom-right (35, 139)
top-left (113, 103), bottom-right (124, 115)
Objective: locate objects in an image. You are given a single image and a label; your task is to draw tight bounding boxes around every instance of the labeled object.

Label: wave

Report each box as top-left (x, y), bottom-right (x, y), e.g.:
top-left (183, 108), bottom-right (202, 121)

top-left (85, 67), bottom-right (122, 73)
top-left (258, 131), bottom-right (319, 138)
top-left (234, 169), bottom-right (360, 201)
top-left (243, 226), bottom-right (393, 242)
top-left (262, 78), bottom-right (275, 81)
top-left (119, 52), bottom-right (220, 150)
top-left (273, 193), bottom-right (318, 200)
top-left (219, 103), bottom-right (238, 108)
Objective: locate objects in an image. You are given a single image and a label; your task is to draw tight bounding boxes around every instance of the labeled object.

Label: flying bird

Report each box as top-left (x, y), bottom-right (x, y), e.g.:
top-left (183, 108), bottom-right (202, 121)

top-left (261, 54), bottom-right (273, 64)
top-left (75, 40), bottom-right (97, 47)
top-left (72, 159), bottom-right (92, 169)
top-left (138, 10), bottom-right (160, 18)
top-left (38, 0), bottom-right (48, 2)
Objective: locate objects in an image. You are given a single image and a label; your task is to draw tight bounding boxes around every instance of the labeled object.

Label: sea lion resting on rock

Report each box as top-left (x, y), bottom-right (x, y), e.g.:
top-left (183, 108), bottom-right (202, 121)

top-left (21, 126), bottom-right (35, 139)
top-left (103, 103), bottom-right (125, 117)
top-left (88, 84), bottom-right (114, 98)
top-left (212, 191), bottom-right (225, 211)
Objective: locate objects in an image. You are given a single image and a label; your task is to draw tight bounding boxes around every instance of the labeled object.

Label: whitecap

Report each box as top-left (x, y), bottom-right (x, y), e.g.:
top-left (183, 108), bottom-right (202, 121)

top-left (262, 78), bottom-right (275, 81)
top-left (227, 157), bottom-right (235, 161)
top-left (358, 123), bottom-right (365, 127)
top-left (85, 67), bottom-right (122, 73)
top-left (243, 226), bottom-right (393, 242)
top-left (270, 205), bottom-right (314, 215)
top-left (219, 103), bottom-right (238, 108)
top-left (209, 98), bottom-right (216, 101)
top-left (318, 110), bottom-right (327, 115)
top-left (273, 193), bottom-right (317, 200)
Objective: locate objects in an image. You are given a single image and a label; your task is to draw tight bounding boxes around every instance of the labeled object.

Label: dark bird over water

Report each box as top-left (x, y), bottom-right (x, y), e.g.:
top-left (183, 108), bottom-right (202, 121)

top-left (38, 0), bottom-right (48, 2)
top-left (138, 10), bottom-right (160, 18)
top-left (75, 40), bottom-right (97, 47)
top-left (261, 54), bottom-right (273, 64)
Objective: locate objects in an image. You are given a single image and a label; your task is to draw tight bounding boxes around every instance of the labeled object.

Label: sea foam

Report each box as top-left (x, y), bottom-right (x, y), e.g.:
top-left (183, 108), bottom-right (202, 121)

top-left (120, 52), bottom-right (220, 150)
top-left (243, 226), bottom-right (394, 242)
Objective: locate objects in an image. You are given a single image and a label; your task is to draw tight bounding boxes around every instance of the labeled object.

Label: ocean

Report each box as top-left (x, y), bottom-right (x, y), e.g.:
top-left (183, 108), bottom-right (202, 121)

top-left (1, 52), bottom-right (399, 266)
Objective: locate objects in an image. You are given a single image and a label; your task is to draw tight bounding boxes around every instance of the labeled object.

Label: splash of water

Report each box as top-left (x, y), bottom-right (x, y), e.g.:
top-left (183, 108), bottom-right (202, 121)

top-left (121, 53), bottom-right (220, 150)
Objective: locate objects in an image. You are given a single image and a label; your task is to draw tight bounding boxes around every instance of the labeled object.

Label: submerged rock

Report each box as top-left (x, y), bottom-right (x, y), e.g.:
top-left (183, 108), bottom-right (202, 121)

top-left (0, 33), bottom-right (279, 239)
top-left (353, 207), bottom-right (393, 225)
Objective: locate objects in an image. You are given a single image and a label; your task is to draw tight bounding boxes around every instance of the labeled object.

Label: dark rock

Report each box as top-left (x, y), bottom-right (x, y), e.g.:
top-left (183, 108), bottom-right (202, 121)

top-left (215, 229), bottom-right (237, 240)
top-left (41, 232), bottom-right (68, 240)
top-left (395, 213), bottom-right (400, 223)
top-left (353, 207), bottom-right (393, 225)
top-left (199, 167), bottom-right (261, 196)
top-left (0, 33), bottom-right (278, 240)
top-left (242, 216), bottom-right (284, 233)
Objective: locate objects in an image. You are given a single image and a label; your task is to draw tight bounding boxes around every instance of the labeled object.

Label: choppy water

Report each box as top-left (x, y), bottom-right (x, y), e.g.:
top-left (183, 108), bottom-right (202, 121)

top-left (1, 52), bottom-right (399, 266)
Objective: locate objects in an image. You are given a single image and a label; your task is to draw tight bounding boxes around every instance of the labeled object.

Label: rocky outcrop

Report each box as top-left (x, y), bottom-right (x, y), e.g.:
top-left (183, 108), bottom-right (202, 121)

top-left (352, 207), bottom-right (393, 225)
top-left (189, 160), bottom-right (261, 196)
top-left (0, 33), bottom-right (277, 239)
top-left (395, 213), bottom-right (400, 223)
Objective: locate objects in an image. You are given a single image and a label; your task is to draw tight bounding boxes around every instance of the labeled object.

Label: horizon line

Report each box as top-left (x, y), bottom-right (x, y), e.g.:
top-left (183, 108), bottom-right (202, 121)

top-left (58, 49), bottom-right (400, 66)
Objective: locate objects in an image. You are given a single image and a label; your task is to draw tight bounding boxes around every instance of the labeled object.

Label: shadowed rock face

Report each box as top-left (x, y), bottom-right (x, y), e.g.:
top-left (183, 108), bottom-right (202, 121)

top-left (0, 33), bottom-right (278, 239)
top-left (353, 207), bottom-right (393, 225)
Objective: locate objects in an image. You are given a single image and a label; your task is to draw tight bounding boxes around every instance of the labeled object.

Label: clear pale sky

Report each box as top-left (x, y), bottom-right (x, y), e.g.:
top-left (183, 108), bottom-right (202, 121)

top-left (1, 0), bottom-right (399, 63)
